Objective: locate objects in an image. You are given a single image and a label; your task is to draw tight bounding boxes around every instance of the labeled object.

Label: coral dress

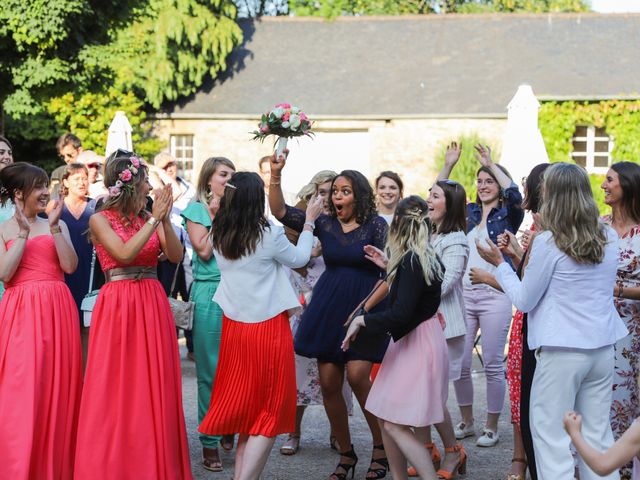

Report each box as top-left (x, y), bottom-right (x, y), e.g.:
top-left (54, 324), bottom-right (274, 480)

top-left (0, 235), bottom-right (82, 479)
top-left (74, 210), bottom-right (192, 480)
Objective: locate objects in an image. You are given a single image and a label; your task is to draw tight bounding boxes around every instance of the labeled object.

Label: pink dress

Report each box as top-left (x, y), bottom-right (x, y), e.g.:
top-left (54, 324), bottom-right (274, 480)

top-left (74, 211), bottom-right (192, 479)
top-left (0, 235), bottom-right (82, 479)
top-left (366, 314), bottom-right (449, 427)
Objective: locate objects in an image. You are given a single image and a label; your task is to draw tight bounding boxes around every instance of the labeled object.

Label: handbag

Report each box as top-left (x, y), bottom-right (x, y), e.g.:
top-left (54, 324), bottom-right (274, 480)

top-left (80, 249), bottom-right (99, 327)
top-left (169, 253), bottom-right (194, 331)
top-left (344, 262), bottom-right (401, 358)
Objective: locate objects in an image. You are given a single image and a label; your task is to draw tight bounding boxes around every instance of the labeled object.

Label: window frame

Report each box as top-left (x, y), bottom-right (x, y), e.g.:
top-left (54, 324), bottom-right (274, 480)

top-left (570, 125), bottom-right (613, 174)
top-left (169, 134), bottom-right (195, 182)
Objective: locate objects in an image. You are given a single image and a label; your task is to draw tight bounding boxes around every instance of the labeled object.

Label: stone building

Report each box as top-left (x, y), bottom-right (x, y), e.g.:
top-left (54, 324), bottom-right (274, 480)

top-left (156, 13), bottom-right (640, 195)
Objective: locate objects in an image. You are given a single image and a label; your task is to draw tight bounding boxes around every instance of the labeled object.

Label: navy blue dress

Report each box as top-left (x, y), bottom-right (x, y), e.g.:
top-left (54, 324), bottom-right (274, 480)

top-left (61, 199), bottom-right (97, 323)
top-left (281, 206), bottom-right (388, 363)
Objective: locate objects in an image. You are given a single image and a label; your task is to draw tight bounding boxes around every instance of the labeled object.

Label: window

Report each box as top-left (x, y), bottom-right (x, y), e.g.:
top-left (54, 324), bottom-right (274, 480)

top-left (170, 134), bottom-right (194, 181)
top-left (571, 126), bottom-right (613, 174)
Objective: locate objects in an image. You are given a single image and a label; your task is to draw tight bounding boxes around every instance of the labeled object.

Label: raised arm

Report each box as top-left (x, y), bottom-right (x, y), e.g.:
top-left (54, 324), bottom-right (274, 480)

top-left (0, 205), bottom-right (30, 282)
top-left (268, 151), bottom-right (287, 220)
top-left (272, 195), bottom-right (323, 268)
top-left (437, 141), bottom-right (462, 181)
top-left (474, 144), bottom-right (512, 190)
top-left (48, 198), bottom-right (78, 274)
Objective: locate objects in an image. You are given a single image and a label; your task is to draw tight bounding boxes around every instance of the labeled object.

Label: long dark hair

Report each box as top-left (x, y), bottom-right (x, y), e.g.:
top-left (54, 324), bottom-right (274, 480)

top-left (96, 150), bottom-right (149, 219)
top-left (434, 180), bottom-right (467, 234)
top-left (211, 172), bottom-right (269, 260)
top-left (522, 163), bottom-right (550, 213)
top-left (0, 162), bottom-right (48, 207)
top-left (328, 170), bottom-right (377, 225)
top-left (611, 161), bottom-right (640, 224)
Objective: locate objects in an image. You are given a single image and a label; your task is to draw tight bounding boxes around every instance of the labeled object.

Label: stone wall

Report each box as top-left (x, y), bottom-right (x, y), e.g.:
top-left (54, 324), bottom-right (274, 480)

top-left (154, 116), bottom-right (507, 196)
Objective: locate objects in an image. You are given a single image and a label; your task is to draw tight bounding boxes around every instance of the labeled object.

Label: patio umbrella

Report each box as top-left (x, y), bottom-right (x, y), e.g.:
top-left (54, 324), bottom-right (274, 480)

top-left (499, 84), bottom-right (549, 187)
top-left (105, 110), bottom-right (133, 157)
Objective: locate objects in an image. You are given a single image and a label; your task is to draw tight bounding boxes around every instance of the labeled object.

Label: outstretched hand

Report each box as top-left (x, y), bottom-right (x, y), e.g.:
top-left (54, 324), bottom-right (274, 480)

top-left (474, 144), bottom-right (493, 167)
top-left (364, 245), bottom-right (388, 270)
top-left (444, 141), bottom-right (462, 167)
top-left (341, 315), bottom-right (365, 351)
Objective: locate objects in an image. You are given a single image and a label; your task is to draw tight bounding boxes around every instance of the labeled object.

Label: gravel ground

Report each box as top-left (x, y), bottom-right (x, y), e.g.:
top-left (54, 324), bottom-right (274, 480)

top-left (180, 342), bottom-right (514, 480)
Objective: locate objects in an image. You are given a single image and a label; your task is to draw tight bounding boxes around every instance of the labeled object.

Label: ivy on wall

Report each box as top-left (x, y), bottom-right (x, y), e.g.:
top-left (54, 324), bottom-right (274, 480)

top-left (538, 99), bottom-right (640, 213)
top-left (538, 100), bottom-right (640, 163)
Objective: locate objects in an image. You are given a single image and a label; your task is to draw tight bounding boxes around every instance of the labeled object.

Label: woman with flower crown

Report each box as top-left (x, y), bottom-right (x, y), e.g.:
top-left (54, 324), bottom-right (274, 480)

top-left (74, 151), bottom-right (193, 479)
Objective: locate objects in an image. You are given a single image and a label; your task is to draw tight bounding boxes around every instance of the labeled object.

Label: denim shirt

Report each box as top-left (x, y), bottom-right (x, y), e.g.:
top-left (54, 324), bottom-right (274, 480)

top-left (466, 183), bottom-right (524, 245)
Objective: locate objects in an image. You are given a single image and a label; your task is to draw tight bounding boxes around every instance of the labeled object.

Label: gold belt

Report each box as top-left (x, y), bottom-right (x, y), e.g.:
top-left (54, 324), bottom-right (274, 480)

top-left (105, 266), bottom-right (157, 283)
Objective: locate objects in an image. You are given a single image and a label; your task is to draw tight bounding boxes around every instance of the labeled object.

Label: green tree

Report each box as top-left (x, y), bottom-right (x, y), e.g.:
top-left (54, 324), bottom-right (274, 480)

top-left (1, 0), bottom-right (242, 169)
top-left (286, 0), bottom-right (588, 16)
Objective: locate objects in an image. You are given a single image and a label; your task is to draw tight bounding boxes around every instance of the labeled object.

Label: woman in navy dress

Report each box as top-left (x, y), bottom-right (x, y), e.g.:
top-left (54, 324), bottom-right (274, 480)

top-left (59, 163), bottom-right (101, 368)
top-left (269, 152), bottom-right (389, 480)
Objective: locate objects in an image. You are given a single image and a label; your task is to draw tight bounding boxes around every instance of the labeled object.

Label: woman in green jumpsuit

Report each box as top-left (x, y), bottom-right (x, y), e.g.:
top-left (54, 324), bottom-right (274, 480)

top-left (181, 156), bottom-right (236, 472)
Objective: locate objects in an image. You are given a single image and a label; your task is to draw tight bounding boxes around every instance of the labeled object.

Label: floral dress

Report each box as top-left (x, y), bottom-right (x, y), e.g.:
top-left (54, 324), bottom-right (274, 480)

top-left (605, 218), bottom-right (640, 479)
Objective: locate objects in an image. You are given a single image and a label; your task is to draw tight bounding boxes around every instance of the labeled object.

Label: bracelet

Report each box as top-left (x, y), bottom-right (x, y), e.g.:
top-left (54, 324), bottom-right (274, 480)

top-left (16, 231), bottom-right (28, 240)
top-left (304, 220), bottom-right (315, 230)
top-left (50, 225), bottom-right (62, 235)
top-left (270, 177), bottom-right (281, 186)
top-left (146, 217), bottom-right (160, 228)
top-left (619, 285), bottom-right (624, 298)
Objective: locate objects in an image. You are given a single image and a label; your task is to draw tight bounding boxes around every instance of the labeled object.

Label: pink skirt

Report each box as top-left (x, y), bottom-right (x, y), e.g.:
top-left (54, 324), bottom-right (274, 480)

top-left (366, 315), bottom-right (449, 427)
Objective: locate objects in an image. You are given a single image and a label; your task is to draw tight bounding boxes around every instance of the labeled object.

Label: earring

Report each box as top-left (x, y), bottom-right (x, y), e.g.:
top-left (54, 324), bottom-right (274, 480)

top-left (205, 185), bottom-right (212, 201)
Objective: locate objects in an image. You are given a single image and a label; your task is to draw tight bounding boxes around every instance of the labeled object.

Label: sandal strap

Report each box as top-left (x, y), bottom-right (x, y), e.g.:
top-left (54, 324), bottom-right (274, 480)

top-left (511, 457), bottom-right (527, 465)
top-left (444, 444), bottom-right (465, 453)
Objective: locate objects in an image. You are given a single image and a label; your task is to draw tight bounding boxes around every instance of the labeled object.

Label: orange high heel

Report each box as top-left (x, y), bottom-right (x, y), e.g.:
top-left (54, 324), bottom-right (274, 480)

top-left (407, 442), bottom-right (441, 476)
top-left (437, 443), bottom-right (467, 479)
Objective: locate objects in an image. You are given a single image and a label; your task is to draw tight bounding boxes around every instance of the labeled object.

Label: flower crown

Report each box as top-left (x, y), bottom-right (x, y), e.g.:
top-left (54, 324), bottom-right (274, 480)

top-left (108, 156), bottom-right (142, 198)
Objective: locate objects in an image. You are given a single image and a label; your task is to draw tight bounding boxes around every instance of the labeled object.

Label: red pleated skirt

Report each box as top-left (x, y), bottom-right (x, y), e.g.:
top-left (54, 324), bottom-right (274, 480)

top-left (199, 312), bottom-right (296, 437)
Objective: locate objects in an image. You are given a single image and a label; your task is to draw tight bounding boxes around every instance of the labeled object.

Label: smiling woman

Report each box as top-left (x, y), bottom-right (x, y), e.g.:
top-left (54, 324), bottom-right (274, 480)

top-left (375, 171), bottom-right (404, 225)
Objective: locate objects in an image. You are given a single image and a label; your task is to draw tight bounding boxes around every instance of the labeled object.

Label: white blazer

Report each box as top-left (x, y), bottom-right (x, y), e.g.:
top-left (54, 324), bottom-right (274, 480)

top-left (432, 231), bottom-right (469, 339)
top-left (213, 225), bottom-right (313, 323)
top-left (495, 228), bottom-right (627, 350)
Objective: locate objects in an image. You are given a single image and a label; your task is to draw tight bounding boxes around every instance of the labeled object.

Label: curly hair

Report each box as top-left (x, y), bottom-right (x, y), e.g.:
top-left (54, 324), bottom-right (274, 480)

top-left (327, 170), bottom-right (377, 225)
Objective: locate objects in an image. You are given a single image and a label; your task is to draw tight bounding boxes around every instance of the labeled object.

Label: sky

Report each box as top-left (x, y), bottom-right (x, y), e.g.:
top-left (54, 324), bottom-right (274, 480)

top-left (591, 0), bottom-right (640, 12)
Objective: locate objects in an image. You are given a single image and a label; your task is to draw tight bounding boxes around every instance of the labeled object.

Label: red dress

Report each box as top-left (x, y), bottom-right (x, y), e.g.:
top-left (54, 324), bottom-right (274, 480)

top-left (0, 235), bottom-right (82, 479)
top-left (74, 211), bottom-right (192, 479)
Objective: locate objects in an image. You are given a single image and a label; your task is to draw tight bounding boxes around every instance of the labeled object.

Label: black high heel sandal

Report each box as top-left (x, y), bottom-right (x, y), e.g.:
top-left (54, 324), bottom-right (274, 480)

top-left (366, 444), bottom-right (389, 479)
top-left (329, 445), bottom-right (358, 480)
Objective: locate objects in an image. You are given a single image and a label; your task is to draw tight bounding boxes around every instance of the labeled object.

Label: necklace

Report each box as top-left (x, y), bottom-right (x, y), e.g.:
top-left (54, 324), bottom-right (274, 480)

top-left (339, 219), bottom-right (357, 229)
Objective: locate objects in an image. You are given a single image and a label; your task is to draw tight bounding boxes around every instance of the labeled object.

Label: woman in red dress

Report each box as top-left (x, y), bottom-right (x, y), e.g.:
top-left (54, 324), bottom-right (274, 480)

top-left (74, 151), bottom-right (192, 479)
top-left (0, 162), bottom-right (82, 479)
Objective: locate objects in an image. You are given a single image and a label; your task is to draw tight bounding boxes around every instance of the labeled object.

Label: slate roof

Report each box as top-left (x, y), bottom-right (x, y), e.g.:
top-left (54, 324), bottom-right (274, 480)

top-left (164, 14), bottom-right (640, 118)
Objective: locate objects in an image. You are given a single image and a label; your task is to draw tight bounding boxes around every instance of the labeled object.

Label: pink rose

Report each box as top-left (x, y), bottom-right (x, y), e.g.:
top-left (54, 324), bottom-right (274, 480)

top-left (119, 169), bottom-right (133, 182)
top-left (130, 156), bottom-right (141, 168)
top-left (275, 103), bottom-right (291, 109)
top-left (108, 186), bottom-right (121, 197)
top-left (282, 111), bottom-right (291, 121)
top-left (299, 112), bottom-right (308, 121)
top-left (260, 124), bottom-right (270, 134)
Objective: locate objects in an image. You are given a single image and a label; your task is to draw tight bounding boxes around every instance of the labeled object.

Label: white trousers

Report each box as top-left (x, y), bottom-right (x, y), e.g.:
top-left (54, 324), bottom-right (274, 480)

top-left (530, 345), bottom-right (619, 480)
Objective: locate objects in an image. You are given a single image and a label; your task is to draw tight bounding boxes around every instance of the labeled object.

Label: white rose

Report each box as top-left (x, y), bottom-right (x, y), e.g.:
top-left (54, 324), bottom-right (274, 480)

top-left (282, 121), bottom-right (290, 128)
top-left (290, 106), bottom-right (300, 114)
top-left (271, 107), bottom-right (285, 119)
top-left (289, 114), bottom-right (301, 130)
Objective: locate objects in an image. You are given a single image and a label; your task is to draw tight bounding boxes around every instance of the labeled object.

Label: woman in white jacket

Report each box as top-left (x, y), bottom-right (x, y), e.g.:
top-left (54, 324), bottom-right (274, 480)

top-left (198, 171), bottom-right (323, 480)
top-left (476, 162), bottom-right (627, 480)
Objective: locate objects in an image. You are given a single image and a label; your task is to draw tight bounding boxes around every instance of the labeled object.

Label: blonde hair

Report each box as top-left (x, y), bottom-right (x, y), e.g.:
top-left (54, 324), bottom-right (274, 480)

top-left (539, 163), bottom-right (607, 264)
top-left (385, 196), bottom-right (442, 285)
top-left (195, 157), bottom-right (236, 204)
top-left (297, 170), bottom-right (337, 202)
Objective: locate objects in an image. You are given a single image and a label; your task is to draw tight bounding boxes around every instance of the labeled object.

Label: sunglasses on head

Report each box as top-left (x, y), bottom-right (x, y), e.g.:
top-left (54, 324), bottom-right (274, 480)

top-left (441, 179), bottom-right (460, 190)
top-left (162, 161), bottom-right (177, 170)
top-left (87, 163), bottom-right (101, 169)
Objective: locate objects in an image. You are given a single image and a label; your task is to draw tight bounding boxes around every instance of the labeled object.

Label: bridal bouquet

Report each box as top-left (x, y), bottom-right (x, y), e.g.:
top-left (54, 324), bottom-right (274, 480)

top-left (252, 103), bottom-right (313, 158)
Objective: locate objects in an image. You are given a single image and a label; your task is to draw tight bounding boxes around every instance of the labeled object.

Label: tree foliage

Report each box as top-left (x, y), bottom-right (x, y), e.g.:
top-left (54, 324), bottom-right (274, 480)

top-left (1, 0), bottom-right (242, 168)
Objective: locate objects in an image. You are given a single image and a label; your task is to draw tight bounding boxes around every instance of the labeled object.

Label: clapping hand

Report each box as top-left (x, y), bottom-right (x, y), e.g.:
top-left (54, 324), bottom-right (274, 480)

top-left (475, 238), bottom-right (504, 267)
top-left (364, 245), bottom-right (388, 270)
top-left (13, 199), bottom-right (30, 234)
top-left (47, 197), bottom-right (64, 227)
top-left (474, 144), bottom-right (493, 167)
top-left (444, 141), bottom-right (462, 168)
top-left (497, 230), bottom-right (523, 260)
top-left (207, 193), bottom-right (221, 218)
top-left (151, 184), bottom-right (173, 221)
